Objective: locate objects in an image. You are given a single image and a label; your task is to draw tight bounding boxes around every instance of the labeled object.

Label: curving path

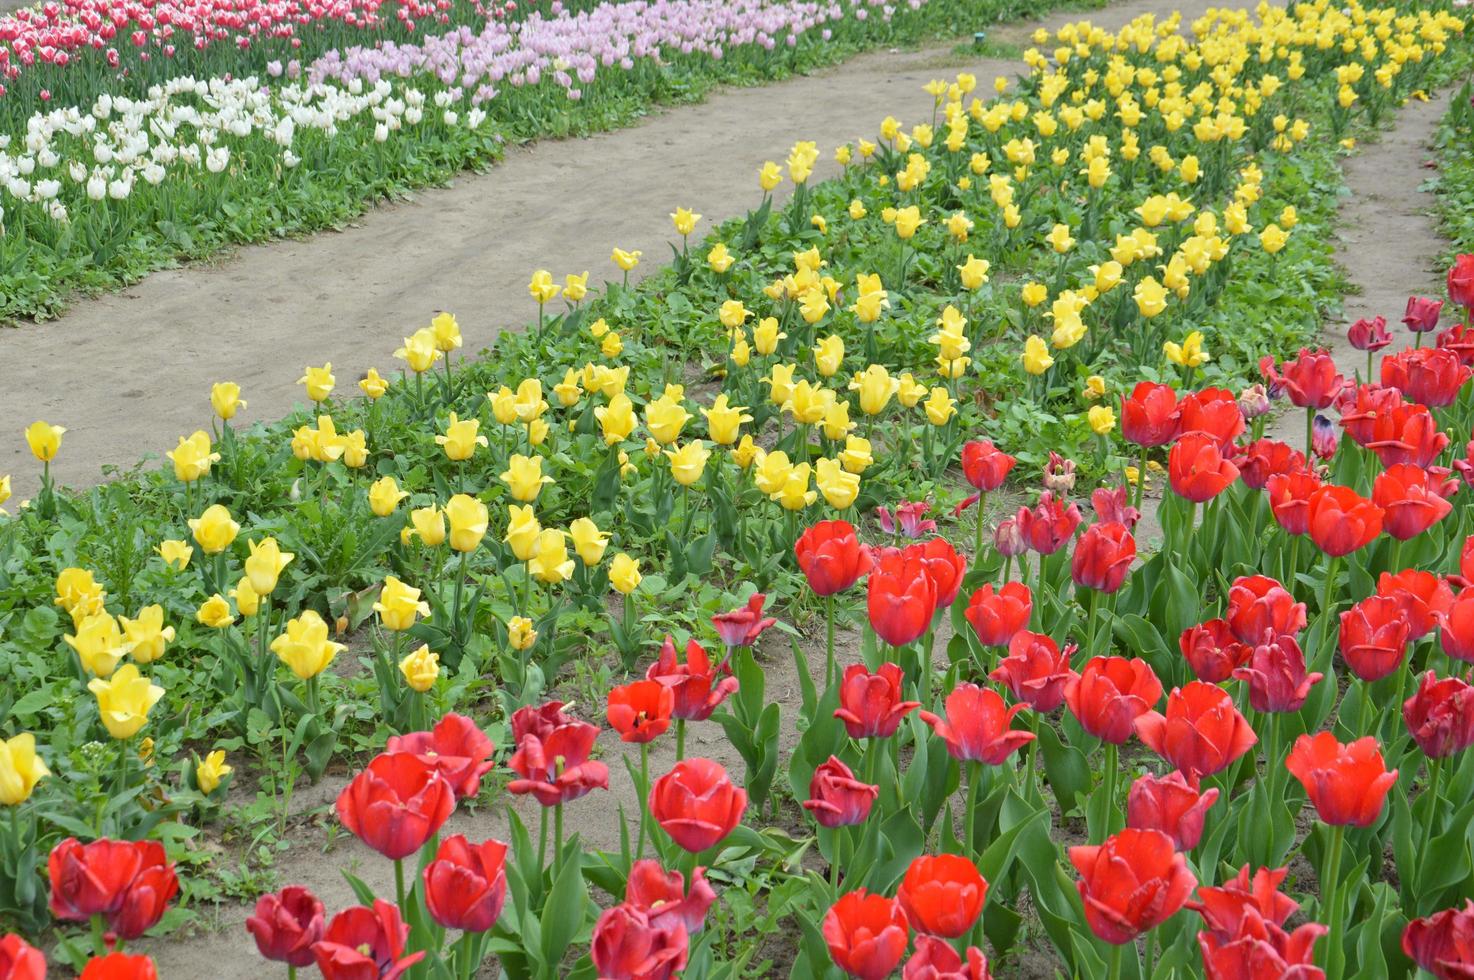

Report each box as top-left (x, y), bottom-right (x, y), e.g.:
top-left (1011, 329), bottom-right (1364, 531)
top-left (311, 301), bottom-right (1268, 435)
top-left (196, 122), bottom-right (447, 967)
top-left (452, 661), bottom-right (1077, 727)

top-left (2, 0), bottom-right (1205, 500)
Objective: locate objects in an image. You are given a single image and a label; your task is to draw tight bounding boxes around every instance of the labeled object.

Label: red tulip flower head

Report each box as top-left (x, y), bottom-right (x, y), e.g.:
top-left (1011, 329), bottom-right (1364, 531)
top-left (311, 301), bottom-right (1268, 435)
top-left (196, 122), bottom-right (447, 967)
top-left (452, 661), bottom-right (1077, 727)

top-left (421, 835), bottom-right (509, 933)
top-left (1135, 681), bottom-right (1257, 778)
top-left (896, 854), bottom-right (988, 938)
top-left (1383, 346), bottom-right (1472, 408)
top-left (918, 683), bottom-right (1035, 765)
top-left (1348, 315), bottom-right (1393, 352)
top-left (1285, 732), bottom-right (1397, 826)
top-left (834, 663), bottom-right (920, 739)
top-left (866, 549), bottom-right (937, 646)
top-left (1337, 595), bottom-right (1410, 682)
top-left (1071, 521), bottom-right (1136, 593)
top-left (1404, 671), bottom-right (1474, 759)
top-left (507, 717), bottom-right (610, 808)
top-left (1233, 634), bottom-right (1323, 714)
top-left (961, 440), bottom-right (1016, 491)
top-left (711, 592), bottom-right (776, 649)
top-left (1226, 575), bottom-right (1306, 645)
top-left (384, 712), bottom-right (495, 799)
top-left (1449, 254), bottom-right (1474, 309)
top-left (1091, 486), bottom-right (1141, 530)
top-left (1064, 656), bottom-right (1163, 744)
top-left (78, 954), bottom-right (158, 980)
top-left (1307, 484), bottom-right (1384, 556)
top-left (1168, 432), bottom-right (1240, 503)
top-left (1403, 900), bottom-right (1474, 980)
top-left (1374, 463), bottom-right (1455, 541)
top-left (1444, 588), bottom-right (1474, 664)
top-left (1379, 569), bottom-right (1456, 640)
top-left (311, 900), bottom-right (425, 980)
top-left (1234, 439), bottom-right (1305, 491)
top-left (902, 936), bottom-right (994, 980)
top-left (246, 886), bottom-right (325, 968)
top-left (48, 838), bottom-right (178, 941)
top-left (0, 934), bottom-right (46, 980)
top-left (1121, 381), bottom-right (1181, 447)
top-left (1016, 491), bottom-right (1083, 555)
top-left (1126, 770), bottom-right (1219, 852)
top-left (1179, 619), bottom-right (1252, 684)
top-left (823, 890), bottom-right (910, 980)
top-left (625, 859), bottom-right (718, 934)
top-left (1404, 295), bottom-right (1445, 333)
top-left (795, 520), bottom-right (873, 596)
top-left (647, 636), bottom-right (738, 721)
top-left (649, 758), bottom-right (746, 853)
top-left (802, 756), bottom-right (878, 829)
top-left (1069, 828), bottom-right (1197, 944)
top-left (1266, 349), bottom-right (1345, 409)
top-left (606, 679), bottom-right (675, 744)
top-left (1177, 387), bottom-right (1246, 450)
top-left (1266, 470), bottom-right (1322, 537)
top-left (908, 537), bottom-right (967, 608)
top-left (963, 582), bottom-right (1032, 648)
top-left (1367, 402), bottom-right (1449, 469)
top-left (336, 752), bottom-right (456, 860)
top-left (990, 630), bottom-right (1074, 713)
top-left (590, 903), bottom-right (689, 980)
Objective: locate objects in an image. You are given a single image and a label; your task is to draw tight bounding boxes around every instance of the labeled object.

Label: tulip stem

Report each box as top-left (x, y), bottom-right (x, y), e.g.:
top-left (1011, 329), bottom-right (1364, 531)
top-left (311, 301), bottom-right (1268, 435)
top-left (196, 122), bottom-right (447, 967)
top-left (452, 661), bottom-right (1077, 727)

top-left (1422, 756), bottom-right (1445, 845)
top-left (1133, 443), bottom-right (1148, 514)
top-left (1101, 742), bottom-right (1119, 840)
top-left (825, 594), bottom-right (837, 693)
top-left (537, 805), bottom-right (549, 876)
top-left (117, 737), bottom-right (131, 798)
top-left (1305, 406), bottom-right (1315, 461)
top-left (451, 550), bottom-right (469, 648)
top-left (554, 803), bottom-right (565, 879)
top-left (636, 742), bottom-right (650, 860)
top-left (676, 720), bottom-right (687, 762)
top-left (394, 858), bottom-right (406, 910)
top-left (1107, 940), bottom-right (1123, 980)
top-left (964, 761), bottom-right (982, 860)
top-left (1322, 824), bottom-right (1347, 980)
top-left (1036, 553), bottom-right (1048, 626)
top-left (1322, 555), bottom-right (1341, 618)
top-left (288, 968), bottom-right (297, 980)
top-left (974, 491), bottom-right (988, 567)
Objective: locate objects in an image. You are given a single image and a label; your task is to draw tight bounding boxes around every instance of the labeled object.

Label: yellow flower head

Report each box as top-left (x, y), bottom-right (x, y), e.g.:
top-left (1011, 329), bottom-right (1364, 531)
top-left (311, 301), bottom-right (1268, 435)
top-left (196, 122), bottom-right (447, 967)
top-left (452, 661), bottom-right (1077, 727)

top-left (374, 576), bottom-right (430, 631)
top-left (528, 269), bottom-right (561, 304)
top-left (189, 504), bottom-right (240, 555)
top-left (610, 553), bottom-right (642, 595)
top-left (0, 734), bottom-right (50, 806)
top-left (569, 517), bottom-right (611, 566)
top-left (504, 504), bottom-right (542, 562)
top-left (368, 476), bottom-right (409, 517)
top-left (399, 645), bottom-right (440, 693)
top-left (1021, 335), bottom-right (1055, 375)
top-left (665, 441), bottom-right (711, 487)
top-left (816, 457), bottom-right (860, 510)
top-left (445, 494), bottom-right (490, 553)
top-left (1088, 405), bottom-right (1116, 436)
top-left (196, 749), bottom-right (232, 794)
top-left (156, 540), bottom-right (193, 570)
top-left (24, 421), bottom-right (65, 462)
top-left (210, 382), bottom-right (246, 421)
top-left (409, 505), bottom-right (447, 547)
top-left (271, 610), bottom-right (344, 680)
top-left (120, 605), bottom-right (175, 665)
top-left (297, 363), bottom-right (335, 402)
top-left (611, 247), bottom-right (643, 272)
top-left (245, 537), bottom-right (294, 596)
top-left (88, 664), bottom-right (164, 740)
top-left (672, 207), bottom-right (701, 236)
top-left (430, 312), bottom-right (462, 353)
top-left (701, 394), bottom-right (752, 446)
top-left (65, 613), bottom-right (131, 677)
top-left (436, 413), bottom-right (489, 462)
top-left (508, 616), bottom-right (538, 651)
top-left (527, 529), bottom-right (575, 584)
top-left (564, 271), bottom-right (590, 303)
top-left (196, 594), bottom-right (235, 630)
top-left (359, 368), bottom-right (391, 400)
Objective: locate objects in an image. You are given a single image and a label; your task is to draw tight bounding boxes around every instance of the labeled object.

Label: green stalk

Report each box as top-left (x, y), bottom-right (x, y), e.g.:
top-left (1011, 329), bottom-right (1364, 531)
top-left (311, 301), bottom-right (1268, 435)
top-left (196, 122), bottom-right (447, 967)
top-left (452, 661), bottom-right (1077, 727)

top-left (1323, 824), bottom-right (1347, 980)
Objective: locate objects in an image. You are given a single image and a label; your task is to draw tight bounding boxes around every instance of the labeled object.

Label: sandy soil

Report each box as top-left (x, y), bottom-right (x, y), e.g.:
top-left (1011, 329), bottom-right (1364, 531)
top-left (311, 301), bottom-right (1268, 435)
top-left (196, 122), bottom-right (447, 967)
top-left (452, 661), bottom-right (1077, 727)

top-left (2, 0), bottom-right (1199, 501)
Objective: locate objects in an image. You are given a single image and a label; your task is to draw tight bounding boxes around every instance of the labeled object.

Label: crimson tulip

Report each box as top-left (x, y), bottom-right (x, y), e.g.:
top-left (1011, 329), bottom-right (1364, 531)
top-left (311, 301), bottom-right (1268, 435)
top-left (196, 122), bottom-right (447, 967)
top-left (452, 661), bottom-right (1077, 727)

top-left (1071, 521), bottom-right (1136, 593)
top-left (507, 716), bottom-right (609, 808)
top-left (1443, 588), bottom-right (1474, 664)
top-left (1178, 387), bottom-right (1246, 449)
top-left (1367, 402), bottom-right (1450, 468)
top-left (1121, 381), bottom-right (1180, 447)
top-left (311, 900), bottom-right (424, 980)
top-left (1404, 671), bottom-right (1474, 759)
top-left (802, 756), bottom-right (877, 829)
top-left (961, 439), bottom-right (1016, 490)
top-left (1091, 486), bottom-right (1141, 530)
top-left (990, 630), bottom-right (1074, 712)
top-left (1338, 382), bottom-right (1404, 447)
top-left (1285, 732), bottom-right (1397, 826)
top-left (834, 663), bottom-right (919, 739)
top-left (1180, 620), bottom-right (1252, 684)
top-left (336, 752), bottom-right (455, 859)
top-left (879, 501), bottom-right (937, 539)
top-left (1405, 295), bottom-right (1445, 333)
top-left (1374, 463), bottom-right (1454, 540)
top-left (1015, 492), bottom-right (1082, 555)
top-left (625, 860), bottom-right (717, 933)
top-left (1069, 828), bottom-right (1197, 944)
top-left (0, 934), bottom-right (45, 980)
top-left (1384, 346), bottom-right (1472, 407)
top-left (1266, 470), bottom-right (1320, 538)
top-left (245, 886), bottom-right (324, 968)
top-left (591, 903), bottom-right (689, 980)
top-left (1064, 656), bottom-right (1162, 744)
top-left (649, 758), bottom-right (746, 853)
top-left (49, 838), bottom-right (177, 940)
top-left (646, 636), bottom-right (737, 721)
top-left (896, 854), bottom-right (988, 938)
top-left (1450, 254), bottom-right (1474, 309)
top-left (908, 537), bottom-right (966, 608)
top-left (1135, 681), bottom-right (1257, 778)
top-left (795, 520), bottom-right (873, 596)
top-left (1192, 865), bottom-right (1300, 939)
top-left (1234, 439), bottom-right (1305, 491)
top-left (1226, 576), bottom-right (1306, 646)
top-left (606, 679), bottom-right (674, 744)
top-left (509, 700), bottom-right (577, 742)
top-left (1337, 595), bottom-right (1410, 682)
top-left (1403, 900), bottom-right (1474, 980)
top-left (421, 835), bottom-right (508, 933)
top-left (1168, 432), bottom-right (1240, 502)
top-left (918, 683), bottom-right (1035, 764)
top-left (1233, 634), bottom-right (1322, 714)
top-left (963, 582), bottom-right (1032, 647)
top-left (1348, 315), bottom-right (1393, 351)
top-left (1197, 915), bottom-right (1326, 980)
top-left (78, 955), bottom-right (156, 980)
top-left (823, 890), bottom-right (909, 980)
top-left (1380, 569), bottom-right (1456, 640)
top-left (711, 592), bottom-right (775, 649)
top-left (866, 549), bottom-right (937, 646)
top-left (1267, 349), bottom-right (1345, 409)
top-left (1306, 484), bottom-right (1383, 557)
top-left (1440, 323), bottom-right (1474, 365)
top-left (384, 712), bottom-right (495, 799)
top-left (902, 935), bottom-right (993, 980)
top-left (1126, 771), bottom-right (1218, 851)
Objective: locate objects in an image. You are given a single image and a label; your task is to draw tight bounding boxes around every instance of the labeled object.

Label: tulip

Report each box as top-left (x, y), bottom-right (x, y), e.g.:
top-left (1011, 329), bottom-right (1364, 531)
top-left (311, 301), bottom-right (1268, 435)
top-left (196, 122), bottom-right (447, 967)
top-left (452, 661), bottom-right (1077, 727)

top-left (1234, 439), bottom-right (1305, 491)
top-left (1266, 348), bottom-right (1345, 409)
top-left (1134, 681), bottom-right (1257, 778)
top-left (195, 749), bottom-right (231, 794)
top-left (625, 860), bottom-right (717, 934)
top-left (802, 756), bottom-right (878, 829)
top-left (65, 613), bottom-right (130, 677)
top-left (398, 645), bottom-right (439, 693)
top-left (1338, 595), bottom-right (1410, 682)
top-left (591, 903), bottom-right (689, 980)
top-left (188, 503), bottom-right (239, 554)
top-left (435, 413), bottom-right (488, 461)
top-left (49, 837), bottom-right (176, 939)
top-left (711, 593), bottom-right (776, 650)
top-left (607, 680), bottom-right (674, 744)
top-left (1403, 900), bottom-right (1474, 980)
top-left (507, 710), bottom-right (609, 807)
top-left (24, 421), bottom-right (64, 462)
top-left (409, 505), bottom-right (447, 547)
top-left (1177, 388), bottom-right (1245, 449)
top-left (1197, 914), bottom-right (1326, 979)
top-left (1179, 620), bottom-right (1251, 684)
top-left (986, 631), bottom-right (1071, 712)
top-left (1071, 522), bottom-right (1136, 594)
top-left (246, 886), bottom-right (324, 968)
top-left (610, 553), bottom-right (643, 595)
top-left (78, 954), bottom-right (157, 980)
top-left (902, 936), bottom-right (993, 980)
top-left (1347, 315), bottom-right (1392, 352)
top-left (961, 440), bottom-right (1016, 490)
top-left (0, 733), bottom-right (49, 806)
top-left (963, 582), bottom-right (1033, 649)
top-left (834, 663), bottom-right (920, 739)
top-left (244, 537), bottom-right (293, 597)
top-left (908, 537), bottom-right (967, 608)
top-left (297, 363), bottom-right (335, 402)
top-left (166, 430), bottom-right (220, 483)
top-left (1070, 828), bottom-right (1197, 944)
top-left (1233, 634), bottom-right (1322, 714)
top-left (1226, 575), bottom-right (1306, 646)
top-left (1404, 295), bottom-right (1445, 334)
top-left (385, 713), bottom-right (495, 800)
top-left (335, 752), bottom-right (455, 860)
top-left (866, 550), bottom-right (937, 648)
top-left (1266, 470), bottom-right (1321, 537)
top-left (118, 606), bottom-right (174, 665)
top-left (1404, 671), bottom-right (1474, 759)
top-left (1285, 732), bottom-right (1397, 827)
top-left (1016, 492), bottom-right (1082, 555)
top-left (1168, 432), bottom-right (1239, 503)
top-left (422, 835), bottom-right (508, 933)
top-left (823, 890), bottom-right (910, 980)
top-left (1120, 382), bottom-right (1180, 447)
top-left (649, 758), bottom-right (746, 853)
top-left (271, 610), bottom-right (345, 680)
top-left (1384, 343), bottom-right (1471, 406)
top-left (374, 576), bottom-right (430, 631)
top-left (1379, 569), bottom-right (1456, 640)
top-left (155, 540), bottom-right (192, 570)
top-left (87, 664), bottom-right (164, 740)
top-left (1126, 771), bottom-right (1218, 851)
top-left (1064, 656), bottom-right (1162, 744)
top-left (896, 854), bottom-right (988, 939)
top-left (359, 369), bottom-right (390, 400)
top-left (196, 594), bottom-right (235, 629)
top-left (647, 636), bottom-right (738, 722)
top-left (1374, 463), bottom-right (1454, 541)
top-left (311, 900), bottom-right (424, 980)
top-left (795, 521), bottom-right (872, 596)
top-left (918, 683), bottom-right (1035, 764)
top-left (0, 934), bottom-right (45, 980)
top-left (1365, 402), bottom-right (1448, 469)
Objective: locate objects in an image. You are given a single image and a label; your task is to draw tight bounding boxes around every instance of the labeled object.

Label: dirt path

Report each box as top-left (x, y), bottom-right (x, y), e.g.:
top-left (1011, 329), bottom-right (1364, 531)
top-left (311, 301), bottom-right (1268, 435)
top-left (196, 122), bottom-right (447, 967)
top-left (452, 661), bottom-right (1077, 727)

top-left (0, 0), bottom-right (1206, 501)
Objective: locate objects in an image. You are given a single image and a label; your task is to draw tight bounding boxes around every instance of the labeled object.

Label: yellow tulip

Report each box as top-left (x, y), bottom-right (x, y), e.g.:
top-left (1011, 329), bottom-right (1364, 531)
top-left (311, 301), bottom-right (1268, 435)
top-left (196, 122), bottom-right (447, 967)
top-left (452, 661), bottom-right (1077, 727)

top-left (848, 199), bottom-right (867, 220)
top-left (772, 462), bottom-right (817, 511)
top-left (231, 578), bottom-right (261, 618)
top-left (665, 441), bottom-right (711, 487)
top-left (1088, 405), bottom-right (1117, 436)
top-left (924, 387), bottom-right (957, 426)
top-left (644, 397), bottom-right (692, 445)
top-left (596, 393), bottom-right (637, 446)
top-left (527, 529), bottom-right (575, 584)
top-left (1046, 223), bottom-right (1076, 254)
top-left (610, 553), bottom-right (642, 594)
top-left (554, 369), bottom-right (583, 408)
top-left (488, 386), bottom-right (518, 426)
top-left (0, 734), bottom-right (50, 805)
top-left (785, 380), bottom-right (831, 425)
top-left (894, 206), bottom-right (924, 240)
top-left (340, 429), bottom-right (368, 469)
top-left (88, 664), bottom-right (164, 740)
top-left (430, 311), bottom-right (462, 353)
top-left (564, 272), bottom-right (589, 303)
top-left (24, 421), bottom-right (64, 462)
top-left (730, 435), bottom-right (760, 470)
top-left (120, 605), bottom-right (174, 665)
top-left (359, 369), bottom-right (390, 400)
top-left (156, 540), bottom-right (192, 570)
top-left (409, 506), bottom-right (447, 547)
top-left (1021, 335), bottom-right (1055, 375)
top-left (196, 749), bottom-right (232, 794)
top-left (245, 537), bottom-right (294, 596)
top-left (816, 458), bottom-right (860, 510)
top-left (1164, 331), bottom-right (1211, 368)
top-left (1133, 276), bottom-right (1170, 318)
top-left (375, 576), bottom-right (430, 631)
top-left (197, 594), bottom-right (235, 629)
top-left (611, 248), bottom-right (642, 272)
top-left (701, 394), bottom-right (751, 446)
top-left (65, 613), bottom-right (130, 677)
top-left (507, 616), bottom-right (538, 651)
top-left (601, 332), bottom-right (624, 358)
top-left (528, 269), bottom-right (561, 304)
top-left (189, 504), bottom-right (239, 555)
top-left (500, 455), bottom-right (553, 503)
top-left (849, 365), bottom-right (897, 416)
top-left (55, 567), bottom-right (104, 617)
top-left (297, 363), bottom-right (335, 402)
top-left (369, 476), bottom-right (409, 517)
top-left (671, 208), bottom-right (701, 236)
top-left (897, 373), bottom-right (927, 408)
top-left (504, 505), bottom-right (541, 562)
top-left (753, 317), bottom-right (786, 356)
top-left (758, 161), bottom-right (783, 192)
top-left (445, 494), bottom-right (489, 553)
top-left (0, 474), bottom-right (9, 513)
top-left (400, 645), bottom-right (440, 693)
top-left (568, 517), bottom-right (610, 566)
top-left (436, 413), bottom-right (489, 461)
top-left (958, 255), bottom-right (991, 290)
top-left (840, 436), bottom-right (873, 474)
top-left (271, 610), bottom-right (344, 679)
top-left (211, 382), bottom-right (246, 421)
top-left (1259, 223), bottom-right (1288, 254)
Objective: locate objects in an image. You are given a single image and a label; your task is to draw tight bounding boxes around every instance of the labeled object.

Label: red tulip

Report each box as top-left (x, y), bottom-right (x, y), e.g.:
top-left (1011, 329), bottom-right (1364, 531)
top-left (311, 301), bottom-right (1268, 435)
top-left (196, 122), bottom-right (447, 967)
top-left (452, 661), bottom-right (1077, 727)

top-left (896, 854), bottom-right (988, 938)
top-left (1404, 671), bottom-right (1474, 759)
top-left (1234, 439), bottom-right (1305, 491)
top-left (591, 903), bottom-right (689, 980)
top-left (1064, 656), bottom-right (1163, 744)
top-left (1337, 595), bottom-right (1410, 682)
top-left (649, 758), bottom-right (746, 853)
top-left (606, 679), bottom-right (674, 744)
top-left (902, 935), bottom-right (993, 980)
top-left (646, 636), bottom-right (737, 721)
top-left (1367, 402), bottom-right (1450, 468)
top-left (385, 712), bottom-right (495, 799)
top-left (1071, 521), bottom-right (1136, 593)
top-left (509, 700), bottom-right (577, 742)
top-left (1379, 569), bottom-right (1456, 641)
top-left (1197, 914), bottom-right (1327, 980)
top-left (1383, 346), bottom-right (1472, 407)
top-left (1443, 588), bottom-right (1474, 664)
top-left (422, 835), bottom-right (508, 933)
top-left (1121, 381), bottom-right (1181, 447)
top-left (1126, 770), bottom-right (1219, 851)
top-left (245, 886), bottom-right (324, 968)
top-left (507, 716), bottom-right (609, 808)
top-left (1177, 387), bottom-right (1246, 450)
top-left (1226, 576), bottom-right (1306, 646)
top-left (1285, 732), bottom-right (1397, 826)
top-left (879, 501), bottom-right (938, 538)
top-left (1091, 486), bottom-right (1141, 530)
top-left (802, 756), bottom-right (878, 828)
top-left (963, 582), bottom-right (1032, 647)
top-left (336, 752), bottom-right (455, 859)
top-left (311, 900), bottom-right (424, 980)
top-left (795, 520), bottom-right (873, 596)
top-left (1450, 254), bottom-right (1474, 309)
top-left (1135, 681), bottom-right (1257, 778)
top-left (907, 537), bottom-right (967, 608)
top-left (78, 954), bottom-right (156, 980)
top-left (961, 439), bottom-right (1016, 491)
top-left (1180, 620), bottom-right (1252, 684)
top-left (1403, 900), bottom-right (1474, 980)
top-left (1348, 315), bottom-right (1393, 352)
top-left (823, 890), bottom-right (910, 980)
top-left (1373, 463), bottom-right (1454, 541)
top-left (1266, 470), bottom-right (1321, 537)
top-left (1015, 491), bottom-right (1082, 555)
top-left (1069, 828), bottom-right (1197, 944)
top-left (711, 592), bottom-right (776, 649)
top-left (1439, 322), bottom-right (1474, 366)
top-left (625, 859), bottom-right (717, 934)
top-left (1464, 536), bottom-right (1474, 586)
top-left (1233, 634), bottom-right (1323, 714)
top-left (1339, 382), bottom-right (1404, 447)
top-left (1306, 484), bottom-right (1383, 557)
top-left (1168, 432), bottom-right (1240, 503)
top-left (918, 683), bottom-right (1035, 764)
top-left (1404, 295), bottom-right (1445, 333)
top-left (990, 630), bottom-right (1074, 712)
top-left (48, 838), bottom-right (177, 941)
top-left (866, 549), bottom-right (937, 646)
top-left (834, 663), bottom-right (920, 739)
top-left (0, 934), bottom-right (46, 980)
top-left (1191, 865), bottom-right (1300, 940)
top-left (1267, 349), bottom-right (1345, 409)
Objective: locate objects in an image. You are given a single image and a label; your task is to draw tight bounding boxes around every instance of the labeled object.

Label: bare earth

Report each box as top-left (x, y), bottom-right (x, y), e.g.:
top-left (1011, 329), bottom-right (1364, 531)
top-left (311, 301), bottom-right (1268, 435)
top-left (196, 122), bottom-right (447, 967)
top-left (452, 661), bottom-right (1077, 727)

top-left (4, 0), bottom-right (1196, 500)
